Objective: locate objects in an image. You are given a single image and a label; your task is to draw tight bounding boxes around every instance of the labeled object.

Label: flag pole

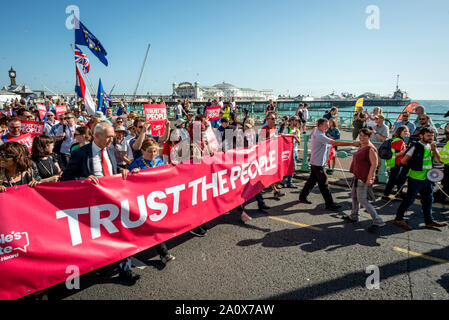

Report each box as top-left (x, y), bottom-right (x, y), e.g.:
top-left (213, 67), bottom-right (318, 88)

top-left (70, 44), bottom-right (96, 97)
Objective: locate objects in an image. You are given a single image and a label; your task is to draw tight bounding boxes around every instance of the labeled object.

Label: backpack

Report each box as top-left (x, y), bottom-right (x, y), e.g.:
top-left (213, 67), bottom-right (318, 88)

top-left (378, 138), bottom-right (393, 160)
top-left (53, 125), bottom-right (67, 155)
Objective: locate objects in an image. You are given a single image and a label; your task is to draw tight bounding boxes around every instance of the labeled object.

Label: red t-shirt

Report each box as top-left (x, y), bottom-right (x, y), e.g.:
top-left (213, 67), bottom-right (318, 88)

top-left (392, 139), bottom-right (405, 166)
top-left (350, 145), bottom-right (378, 183)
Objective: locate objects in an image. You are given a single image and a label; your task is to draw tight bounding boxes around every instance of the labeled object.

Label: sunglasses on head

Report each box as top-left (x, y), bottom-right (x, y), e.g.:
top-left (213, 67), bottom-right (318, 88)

top-left (0, 153), bottom-right (14, 159)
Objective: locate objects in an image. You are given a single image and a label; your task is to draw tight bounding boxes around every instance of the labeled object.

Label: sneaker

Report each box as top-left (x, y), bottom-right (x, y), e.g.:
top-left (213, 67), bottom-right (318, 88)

top-left (190, 228), bottom-right (206, 237)
top-left (258, 204), bottom-right (270, 211)
top-left (393, 220), bottom-right (412, 231)
top-left (367, 223), bottom-right (386, 232)
top-left (325, 204), bottom-right (342, 211)
top-left (326, 169), bottom-right (333, 175)
top-left (161, 254), bottom-right (175, 264)
top-left (425, 221), bottom-right (448, 228)
top-left (273, 191), bottom-right (285, 199)
top-left (241, 212), bottom-right (252, 223)
top-left (285, 184), bottom-right (298, 189)
top-left (342, 215), bottom-right (358, 223)
top-left (299, 198), bottom-right (312, 204)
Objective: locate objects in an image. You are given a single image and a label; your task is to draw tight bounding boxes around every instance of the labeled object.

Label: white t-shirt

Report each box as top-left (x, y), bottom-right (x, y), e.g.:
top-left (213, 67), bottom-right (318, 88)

top-left (310, 129), bottom-right (332, 166)
top-left (176, 104), bottom-right (183, 116)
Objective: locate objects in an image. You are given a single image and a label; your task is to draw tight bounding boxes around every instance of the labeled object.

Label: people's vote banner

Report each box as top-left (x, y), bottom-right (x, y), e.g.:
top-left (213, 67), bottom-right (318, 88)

top-left (0, 136), bottom-right (294, 300)
top-left (37, 104), bottom-right (47, 121)
top-left (55, 105), bottom-right (68, 120)
top-left (21, 120), bottom-right (45, 137)
top-left (8, 133), bottom-right (34, 151)
top-left (144, 104), bottom-right (167, 136)
top-left (205, 106), bottom-right (221, 121)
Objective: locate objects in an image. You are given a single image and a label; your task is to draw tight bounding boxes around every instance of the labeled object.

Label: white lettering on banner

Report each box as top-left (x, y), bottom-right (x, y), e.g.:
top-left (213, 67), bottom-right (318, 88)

top-left (229, 166), bottom-right (241, 190)
top-left (148, 191), bottom-right (168, 222)
top-left (56, 208), bottom-right (89, 246)
top-left (240, 163), bottom-right (250, 185)
top-left (165, 184), bottom-right (186, 214)
top-left (121, 198), bottom-right (148, 229)
top-left (90, 205), bottom-right (120, 240)
top-left (202, 173), bottom-right (219, 202)
top-left (217, 170), bottom-right (229, 195)
top-left (55, 148), bottom-right (281, 246)
top-left (188, 177), bottom-right (203, 206)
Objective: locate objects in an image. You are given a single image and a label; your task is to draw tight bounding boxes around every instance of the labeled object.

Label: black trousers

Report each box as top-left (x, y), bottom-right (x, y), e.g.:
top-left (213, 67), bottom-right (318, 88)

top-left (299, 165), bottom-right (334, 206)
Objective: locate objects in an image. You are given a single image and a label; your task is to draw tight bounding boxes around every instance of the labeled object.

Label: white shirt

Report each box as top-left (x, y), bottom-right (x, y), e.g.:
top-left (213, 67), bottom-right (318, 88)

top-left (92, 142), bottom-right (114, 177)
top-left (303, 108), bottom-right (309, 120)
top-left (176, 104), bottom-right (183, 116)
top-left (56, 124), bottom-right (79, 155)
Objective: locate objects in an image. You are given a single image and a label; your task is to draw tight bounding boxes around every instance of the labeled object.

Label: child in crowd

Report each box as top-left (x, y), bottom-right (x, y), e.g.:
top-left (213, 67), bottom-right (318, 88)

top-left (326, 118), bottom-right (340, 175)
top-left (128, 138), bottom-right (175, 265)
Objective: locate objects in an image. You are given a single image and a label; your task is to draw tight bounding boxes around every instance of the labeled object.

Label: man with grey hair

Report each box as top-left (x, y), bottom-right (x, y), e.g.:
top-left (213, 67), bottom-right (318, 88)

top-left (61, 122), bottom-right (140, 284)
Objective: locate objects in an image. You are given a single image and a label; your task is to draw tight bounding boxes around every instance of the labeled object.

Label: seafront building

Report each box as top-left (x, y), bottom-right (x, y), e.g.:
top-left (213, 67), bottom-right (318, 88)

top-left (172, 81), bottom-right (276, 101)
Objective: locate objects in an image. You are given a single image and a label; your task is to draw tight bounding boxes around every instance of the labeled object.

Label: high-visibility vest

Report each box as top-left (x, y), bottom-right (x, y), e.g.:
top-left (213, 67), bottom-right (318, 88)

top-left (222, 107), bottom-right (230, 120)
top-left (408, 142), bottom-right (433, 181)
top-left (385, 138), bottom-right (403, 169)
top-left (440, 141), bottom-right (449, 165)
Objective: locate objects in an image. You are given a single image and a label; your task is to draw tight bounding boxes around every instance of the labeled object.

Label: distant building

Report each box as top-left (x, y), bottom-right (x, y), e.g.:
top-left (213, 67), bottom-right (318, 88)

top-left (172, 81), bottom-right (276, 101)
top-left (1, 67), bottom-right (34, 97)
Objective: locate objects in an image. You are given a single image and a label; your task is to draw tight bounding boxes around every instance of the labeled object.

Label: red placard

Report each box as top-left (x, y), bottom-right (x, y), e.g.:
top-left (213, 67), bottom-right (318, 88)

top-left (0, 136), bottom-right (294, 300)
top-left (150, 120), bottom-right (167, 136)
top-left (205, 106), bottom-right (221, 121)
top-left (145, 104), bottom-right (167, 136)
top-left (55, 105), bottom-right (68, 120)
top-left (21, 120), bottom-right (45, 137)
top-left (7, 133), bottom-right (34, 151)
top-left (37, 104), bottom-right (47, 121)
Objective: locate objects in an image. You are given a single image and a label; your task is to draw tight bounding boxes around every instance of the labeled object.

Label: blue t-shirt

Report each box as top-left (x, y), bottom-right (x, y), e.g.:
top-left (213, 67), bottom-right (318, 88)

top-left (117, 105), bottom-right (128, 116)
top-left (128, 156), bottom-right (164, 171)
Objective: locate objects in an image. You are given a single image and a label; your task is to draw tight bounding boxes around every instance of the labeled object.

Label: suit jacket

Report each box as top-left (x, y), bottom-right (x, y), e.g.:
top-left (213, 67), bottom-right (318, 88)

top-left (61, 143), bottom-right (118, 181)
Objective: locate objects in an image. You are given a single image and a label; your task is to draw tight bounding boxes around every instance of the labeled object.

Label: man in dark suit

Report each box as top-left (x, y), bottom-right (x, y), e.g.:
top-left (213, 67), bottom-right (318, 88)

top-left (61, 122), bottom-right (140, 284)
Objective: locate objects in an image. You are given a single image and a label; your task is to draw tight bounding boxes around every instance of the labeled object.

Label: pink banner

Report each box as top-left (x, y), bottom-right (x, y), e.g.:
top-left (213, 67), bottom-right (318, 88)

top-left (145, 104), bottom-right (167, 136)
top-left (7, 133), bottom-right (34, 151)
top-left (55, 105), bottom-right (68, 120)
top-left (0, 136), bottom-right (294, 300)
top-left (37, 104), bottom-right (47, 121)
top-left (205, 106), bottom-right (221, 121)
top-left (21, 120), bottom-right (45, 137)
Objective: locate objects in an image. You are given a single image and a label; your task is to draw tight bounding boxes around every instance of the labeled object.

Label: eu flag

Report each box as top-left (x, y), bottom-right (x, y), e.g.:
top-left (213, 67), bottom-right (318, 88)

top-left (96, 78), bottom-right (108, 114)
top-left (74, 18), bottom-right (108, 66)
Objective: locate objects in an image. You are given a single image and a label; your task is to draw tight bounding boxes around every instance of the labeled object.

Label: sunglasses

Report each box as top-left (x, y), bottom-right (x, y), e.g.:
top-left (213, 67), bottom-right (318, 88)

top-left (25, 116), bottom-right (33, 119)
top-left (48, 115), bottom-right (55, 117)
top-left (64, 117), bottom-right (74, 120)
top-left (420, 118), bottom-right (427, 121)
top-left (10, 126), bottom-right (21, 130)
top-left (138, 126), bottom-right (144, 129)
top-left (0, 153), bottom-right (14, 159)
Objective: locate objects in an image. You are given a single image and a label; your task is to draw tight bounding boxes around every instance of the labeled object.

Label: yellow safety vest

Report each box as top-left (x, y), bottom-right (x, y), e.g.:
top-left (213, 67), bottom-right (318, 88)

top-left (440, 141), bottom-right (449, 165)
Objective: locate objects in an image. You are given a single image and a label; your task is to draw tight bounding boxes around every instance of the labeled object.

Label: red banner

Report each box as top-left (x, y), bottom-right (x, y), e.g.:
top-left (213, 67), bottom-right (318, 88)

top-left (0, 137), bottom-right (294, 300)
top-left (21, 120), bottom-right (45, 137)
top-left (396, 102), bottom-right (420, 123)
top-left (7, 133), bottom-right (34, 151)
top-left (55, 105), bottom-right (68, 120)
top-left (145, 104), bottom-right (167, 136)
top-left (37, 104), bottom-right (47, 121)
top-left (205, 106), bottom-right (221, 121)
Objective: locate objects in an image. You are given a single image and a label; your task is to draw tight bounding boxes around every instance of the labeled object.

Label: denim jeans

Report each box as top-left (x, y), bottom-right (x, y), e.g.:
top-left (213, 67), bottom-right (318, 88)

top-left (395, 177), bottom-right (434, 224)
top-left (349, 178), bottom-right (384, 226)
top-left (285, 148), bottom-right (299, 185)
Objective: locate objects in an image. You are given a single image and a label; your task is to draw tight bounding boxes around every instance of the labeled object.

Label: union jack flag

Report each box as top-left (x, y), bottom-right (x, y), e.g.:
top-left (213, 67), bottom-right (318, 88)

top-left (74, 45), bottom-right (90, 74)
top-left (102, 92), bottom-right (111, 103)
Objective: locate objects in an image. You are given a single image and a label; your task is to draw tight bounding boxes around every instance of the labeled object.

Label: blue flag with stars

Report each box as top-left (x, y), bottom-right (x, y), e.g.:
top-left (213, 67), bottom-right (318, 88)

top-left (96, 78), bottom-right (108, 114)
top-left (74, 18), bottom-right (108, 66)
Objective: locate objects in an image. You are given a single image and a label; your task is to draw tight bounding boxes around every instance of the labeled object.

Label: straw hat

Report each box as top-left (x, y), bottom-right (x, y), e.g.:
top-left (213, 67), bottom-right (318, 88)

top-left (244, 118), bottom-right (255, 129)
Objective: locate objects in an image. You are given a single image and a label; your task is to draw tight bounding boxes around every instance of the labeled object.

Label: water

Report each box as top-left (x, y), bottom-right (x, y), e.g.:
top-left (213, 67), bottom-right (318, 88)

top-left (238, 100), bottom-right (448, 126)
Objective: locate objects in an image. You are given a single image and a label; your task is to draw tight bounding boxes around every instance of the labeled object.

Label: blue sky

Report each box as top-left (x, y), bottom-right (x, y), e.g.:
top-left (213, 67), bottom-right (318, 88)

top-left (1, 0), bottom-right (449, 99)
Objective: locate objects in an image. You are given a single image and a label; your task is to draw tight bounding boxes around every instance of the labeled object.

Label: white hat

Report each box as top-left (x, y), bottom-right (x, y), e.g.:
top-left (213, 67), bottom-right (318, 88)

top-left (175, 118), bottom-right (186, 127)
top-left (94, 111), bottom-right (106, 121)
